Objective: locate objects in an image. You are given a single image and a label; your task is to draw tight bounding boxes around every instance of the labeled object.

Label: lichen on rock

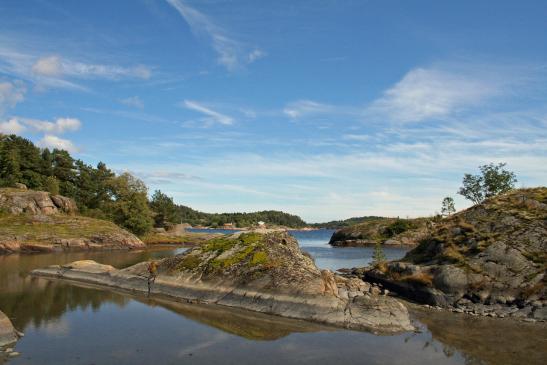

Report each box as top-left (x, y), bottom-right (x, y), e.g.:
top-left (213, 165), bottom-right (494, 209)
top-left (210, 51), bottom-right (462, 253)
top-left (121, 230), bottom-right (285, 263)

top-left (32, 231), bottom-right (414, 333)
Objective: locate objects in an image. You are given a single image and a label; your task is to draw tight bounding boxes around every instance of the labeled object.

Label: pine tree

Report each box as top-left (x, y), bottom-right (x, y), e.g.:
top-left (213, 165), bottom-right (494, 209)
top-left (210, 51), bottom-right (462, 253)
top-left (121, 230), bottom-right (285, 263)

top-left (372, 242), bottom-right (386, 266)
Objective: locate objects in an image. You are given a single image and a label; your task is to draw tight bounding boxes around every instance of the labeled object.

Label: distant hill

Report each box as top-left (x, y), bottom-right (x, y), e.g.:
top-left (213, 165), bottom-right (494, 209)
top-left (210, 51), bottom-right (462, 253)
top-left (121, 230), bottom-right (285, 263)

top-left (310, 216), bottom-right (385, 229)
top-left (170, 205), bottom-right (307, 229)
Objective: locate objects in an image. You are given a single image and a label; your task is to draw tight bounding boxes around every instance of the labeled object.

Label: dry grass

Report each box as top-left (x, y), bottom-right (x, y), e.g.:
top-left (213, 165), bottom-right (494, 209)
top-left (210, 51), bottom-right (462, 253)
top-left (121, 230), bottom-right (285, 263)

top-left (400, 272), bottom-right (434, 287)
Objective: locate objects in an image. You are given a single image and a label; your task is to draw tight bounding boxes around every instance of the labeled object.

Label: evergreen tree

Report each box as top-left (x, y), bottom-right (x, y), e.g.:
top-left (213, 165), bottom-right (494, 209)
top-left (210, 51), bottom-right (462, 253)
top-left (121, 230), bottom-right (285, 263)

top-left (372, 242), bottom-right (387, 267)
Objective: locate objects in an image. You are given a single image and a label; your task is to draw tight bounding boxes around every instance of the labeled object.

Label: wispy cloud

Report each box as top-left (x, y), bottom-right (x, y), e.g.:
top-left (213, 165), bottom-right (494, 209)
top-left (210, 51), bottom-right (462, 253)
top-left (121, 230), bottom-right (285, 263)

top-left (366, 67), bottom-right (500, 123)
top-left (0, 80), bottom-right (26, 115)
top-left (182, 100), bottom-right (234, 125)
top-left (31, 55), bottom-right (151, 80)
top-left (165, 0), bottom-right (264, 71)
top-left (0, 41), bottom-right (151, 91)
top-left (283, 99), bottom-right (360, 120)
top-left (119, 96), bottom-right (144, 109)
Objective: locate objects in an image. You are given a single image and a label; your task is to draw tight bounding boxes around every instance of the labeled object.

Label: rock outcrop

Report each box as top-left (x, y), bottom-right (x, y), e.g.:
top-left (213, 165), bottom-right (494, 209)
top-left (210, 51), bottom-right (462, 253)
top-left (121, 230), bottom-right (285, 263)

top-left (0, 188), bottom-right (144, 254)
top-left (32, 231), bottom-right (414, 333)
top-left (0, 310), bottom-right (17, 346)
top-left (329, 217), bottom-right (432, 247)
top-left (361, 188), bottom-right (547, 321)
top-left (0, 188), bottom-right (77, 215)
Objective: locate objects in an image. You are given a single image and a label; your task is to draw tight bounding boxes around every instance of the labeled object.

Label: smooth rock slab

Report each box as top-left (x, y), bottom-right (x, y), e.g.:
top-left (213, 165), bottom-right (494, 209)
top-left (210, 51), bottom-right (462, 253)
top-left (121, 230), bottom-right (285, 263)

top-left (32, 260), bottom-right (414, 334)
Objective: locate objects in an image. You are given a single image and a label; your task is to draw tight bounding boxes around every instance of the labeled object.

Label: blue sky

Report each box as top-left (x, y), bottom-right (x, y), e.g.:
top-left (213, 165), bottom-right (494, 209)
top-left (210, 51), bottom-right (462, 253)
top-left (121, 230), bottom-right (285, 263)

top-left (0, 0), bottom-right (546, 222)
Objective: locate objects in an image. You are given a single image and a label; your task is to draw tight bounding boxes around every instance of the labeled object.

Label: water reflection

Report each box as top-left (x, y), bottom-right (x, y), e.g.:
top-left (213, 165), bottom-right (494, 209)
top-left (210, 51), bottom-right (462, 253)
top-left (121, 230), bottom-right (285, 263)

top-left (0, 232), bottom-right (546, 364)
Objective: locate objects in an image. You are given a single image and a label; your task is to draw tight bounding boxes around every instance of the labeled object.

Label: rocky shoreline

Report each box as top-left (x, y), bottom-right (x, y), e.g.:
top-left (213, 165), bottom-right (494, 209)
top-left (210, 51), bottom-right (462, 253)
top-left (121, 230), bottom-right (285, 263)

top-left (328, 217), bottom-right (431, 247)
top-left (31, 231), bottom-right (414, 334)
top-left (339, 188), bottom-right (547, 323)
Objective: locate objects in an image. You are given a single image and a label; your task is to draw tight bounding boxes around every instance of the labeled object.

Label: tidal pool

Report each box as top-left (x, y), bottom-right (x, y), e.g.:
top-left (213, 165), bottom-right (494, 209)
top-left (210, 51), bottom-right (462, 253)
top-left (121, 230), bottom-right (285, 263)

top-left (0, 230), bottom-right (545, 364)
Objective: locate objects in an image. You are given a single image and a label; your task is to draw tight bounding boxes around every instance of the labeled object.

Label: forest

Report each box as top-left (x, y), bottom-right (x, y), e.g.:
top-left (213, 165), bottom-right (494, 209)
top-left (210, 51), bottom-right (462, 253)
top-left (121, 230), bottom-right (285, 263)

top-left (0, 134), bottom-right (307, 234)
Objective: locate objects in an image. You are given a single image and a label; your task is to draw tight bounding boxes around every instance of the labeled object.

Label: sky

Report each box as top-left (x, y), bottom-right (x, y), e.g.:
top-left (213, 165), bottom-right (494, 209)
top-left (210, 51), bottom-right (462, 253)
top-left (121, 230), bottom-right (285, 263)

top-left (0, 0), bottom-right (546, 222)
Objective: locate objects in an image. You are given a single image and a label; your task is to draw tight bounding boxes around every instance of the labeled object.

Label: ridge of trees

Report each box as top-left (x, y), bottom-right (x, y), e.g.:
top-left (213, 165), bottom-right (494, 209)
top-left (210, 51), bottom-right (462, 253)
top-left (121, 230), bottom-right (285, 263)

top-left (0, 134), bottom-right (306, 233)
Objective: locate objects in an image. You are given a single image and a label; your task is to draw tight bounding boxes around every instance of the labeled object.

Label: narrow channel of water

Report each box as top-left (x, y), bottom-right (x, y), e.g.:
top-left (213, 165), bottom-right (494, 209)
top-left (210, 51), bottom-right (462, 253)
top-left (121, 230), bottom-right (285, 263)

top-left (0, 230), bottom-right (545, 365)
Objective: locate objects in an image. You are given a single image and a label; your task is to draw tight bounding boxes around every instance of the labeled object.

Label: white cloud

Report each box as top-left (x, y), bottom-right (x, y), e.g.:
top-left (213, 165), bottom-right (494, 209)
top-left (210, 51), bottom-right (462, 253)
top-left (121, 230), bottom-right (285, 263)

top-left (0, 80), bottom-right (26, 115)
top-left (367, 67), bottom-right (498, 123)
top-left (37, 134), bottom-right (78, 152)
top-left (31, 55), bottom-right (62, 77)
top-left (247, 49), bottom-right (266, 63)
top-left (165, 0), bottom-right (264, 71)
top-left (23, 117), bottom-right (81, 134)
top-left (120, 96), bottom-right (144, 109)
top-left (0, 118), bottom-right (26, 134)
top-left (182, 100), bottom-right (234, 125)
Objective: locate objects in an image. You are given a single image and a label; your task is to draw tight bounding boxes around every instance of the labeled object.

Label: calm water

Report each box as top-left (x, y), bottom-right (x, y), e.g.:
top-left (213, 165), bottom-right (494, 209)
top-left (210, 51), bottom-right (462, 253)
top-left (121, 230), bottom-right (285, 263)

top-left (1, 230), bottom-right (546, 365)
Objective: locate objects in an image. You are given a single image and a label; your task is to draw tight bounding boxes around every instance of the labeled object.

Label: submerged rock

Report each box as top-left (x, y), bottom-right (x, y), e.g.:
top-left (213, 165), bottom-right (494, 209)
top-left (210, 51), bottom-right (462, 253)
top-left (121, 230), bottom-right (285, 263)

top-left (363, 188), bottom-right (547, 320)
top-left (0, 310), bottom-right (18, 346)
top-left (32, 231), bottom-right (414, 333)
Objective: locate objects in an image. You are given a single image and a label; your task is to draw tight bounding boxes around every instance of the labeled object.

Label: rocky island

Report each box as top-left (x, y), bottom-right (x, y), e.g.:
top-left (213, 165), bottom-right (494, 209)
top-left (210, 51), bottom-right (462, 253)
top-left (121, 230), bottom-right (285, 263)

top-left (32, 231), bottom-right (414, 333)
top-left (0, 187), bottom-right (144, 254)
top-left (352, 188), bottom-right (546, 321)
top-left (329, 217), bottom-right (431, 247)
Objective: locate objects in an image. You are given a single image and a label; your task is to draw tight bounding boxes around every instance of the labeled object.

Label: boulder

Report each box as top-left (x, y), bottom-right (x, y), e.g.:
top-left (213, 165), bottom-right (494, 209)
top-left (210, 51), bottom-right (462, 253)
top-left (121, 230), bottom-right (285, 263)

top-left (13, 183), bottom-right (27, 190)
top-left (0, 189), bottom-right (77, 215)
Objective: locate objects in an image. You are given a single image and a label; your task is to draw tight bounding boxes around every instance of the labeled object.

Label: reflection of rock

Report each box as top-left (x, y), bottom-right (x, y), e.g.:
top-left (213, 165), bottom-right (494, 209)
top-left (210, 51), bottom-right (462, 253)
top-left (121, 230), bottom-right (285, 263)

top-left (364, 188), bottom-right (547, 320)
top-left (0, 310), bottom-right (17, 346)
top-left (411, 306), bottom-right (547, 365)
top-left (33, 231), bottom-right (413, 333)
top-left (141, 297), bottom-right (330, 340)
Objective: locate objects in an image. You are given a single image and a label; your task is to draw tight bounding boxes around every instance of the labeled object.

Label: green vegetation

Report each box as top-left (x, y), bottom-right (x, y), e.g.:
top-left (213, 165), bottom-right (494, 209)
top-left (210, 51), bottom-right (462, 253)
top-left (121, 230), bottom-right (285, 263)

top-left (384, 219), bottom-right (415, 237)
top-left (310, 216), bottom-right (385, 229)
top-left (458, 162), bottom-right (517, 204)
top-left (372, 242), bottom-right (386, 266)
top-left (173, 232), bottom-right (274, 272)
top-left (441, 196), bottom-right (455, 217)
top-left (0, 134), bottom-right (305, 234)
top-left (0, 211), bottom-right (131, 242)
top-left (150, 189), bottom-right (307, 228)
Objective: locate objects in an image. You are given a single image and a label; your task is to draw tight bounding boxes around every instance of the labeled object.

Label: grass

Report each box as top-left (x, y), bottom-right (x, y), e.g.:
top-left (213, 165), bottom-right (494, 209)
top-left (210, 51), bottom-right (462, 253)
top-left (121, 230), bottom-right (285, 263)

top-left (0, 212), bottom-right (125, 241)
top-left (399, 272), bottom-right (434, 287)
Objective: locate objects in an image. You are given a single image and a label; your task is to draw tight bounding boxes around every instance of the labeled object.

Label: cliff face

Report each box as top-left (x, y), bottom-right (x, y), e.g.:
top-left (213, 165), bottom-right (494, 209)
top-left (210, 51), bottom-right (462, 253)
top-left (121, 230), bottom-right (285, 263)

top-left (0, 188), bottom-right (144, 254)
top-left (32, 231), bottom-right (414, 333)
top-left (329, 217), bottom-right (431, 246)
top-left (364, 188), bottom-right (547, 321)
top-left (0, 188), bottom-right (78, 215)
